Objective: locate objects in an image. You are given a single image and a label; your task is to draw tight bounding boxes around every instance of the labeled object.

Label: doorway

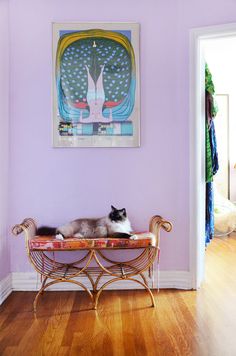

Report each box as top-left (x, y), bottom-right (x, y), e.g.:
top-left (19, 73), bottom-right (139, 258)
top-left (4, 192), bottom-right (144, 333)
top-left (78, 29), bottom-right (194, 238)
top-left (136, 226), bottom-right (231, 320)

top-left (190, 23), bottom-right (236, 289)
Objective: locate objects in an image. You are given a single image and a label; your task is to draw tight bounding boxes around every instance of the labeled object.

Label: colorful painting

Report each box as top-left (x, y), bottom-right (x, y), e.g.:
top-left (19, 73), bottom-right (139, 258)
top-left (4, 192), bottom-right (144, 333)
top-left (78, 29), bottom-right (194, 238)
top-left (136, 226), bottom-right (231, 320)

top-left (52, 23), bottom-right (140, 147)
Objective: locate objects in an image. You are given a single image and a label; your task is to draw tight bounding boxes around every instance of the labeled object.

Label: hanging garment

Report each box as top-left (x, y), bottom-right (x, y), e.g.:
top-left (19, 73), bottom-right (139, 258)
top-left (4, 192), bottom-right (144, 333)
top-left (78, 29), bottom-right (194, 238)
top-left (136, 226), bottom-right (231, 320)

top-left (205, 118), bottom-right (213, 183)
top-left (205, 63), bottom-right (215, 95)
top-left (205, 63), bottom-right (218, 117)
top-left (205, 64), bottom-right (219, 244)
top-left (205, 91), bottom-right (216, 183)
top-left (209, 120), bottom-right (219, 176)
top-left (205, 123), bottom-right (219, 243)
top-left (206, 182), bottom-right (214, 244)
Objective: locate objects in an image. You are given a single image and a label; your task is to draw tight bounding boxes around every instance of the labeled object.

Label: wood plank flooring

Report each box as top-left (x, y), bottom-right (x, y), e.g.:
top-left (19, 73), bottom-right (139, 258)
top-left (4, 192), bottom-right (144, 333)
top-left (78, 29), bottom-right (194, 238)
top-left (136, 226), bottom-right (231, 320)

top-left (1, 235), bottom-right (236, 355)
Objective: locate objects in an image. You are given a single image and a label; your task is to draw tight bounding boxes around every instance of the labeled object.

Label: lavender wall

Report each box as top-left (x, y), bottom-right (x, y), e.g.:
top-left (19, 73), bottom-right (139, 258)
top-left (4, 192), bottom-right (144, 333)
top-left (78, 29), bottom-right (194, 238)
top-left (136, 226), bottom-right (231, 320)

top-left (0, 0), bottom-right (10, 280)
top-left (8, 0), bottom-right (236, 274)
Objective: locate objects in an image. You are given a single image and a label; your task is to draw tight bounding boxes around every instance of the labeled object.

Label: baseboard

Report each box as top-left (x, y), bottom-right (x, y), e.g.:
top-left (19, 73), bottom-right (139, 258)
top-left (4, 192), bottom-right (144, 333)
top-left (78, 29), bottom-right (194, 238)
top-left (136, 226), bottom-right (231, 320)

top-left (0, 274), bottom-right (12, 305)
top-left (158, 271), bottom-right (192, 289)
top-left (0, 271), bottom-right (192, 303)
top-left (11, 270), bottom-right (192, 292)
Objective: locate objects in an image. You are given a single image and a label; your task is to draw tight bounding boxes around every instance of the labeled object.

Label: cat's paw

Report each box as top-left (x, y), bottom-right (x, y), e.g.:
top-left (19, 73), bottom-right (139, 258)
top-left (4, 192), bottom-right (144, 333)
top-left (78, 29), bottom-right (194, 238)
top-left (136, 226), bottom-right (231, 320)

top-left (55, 233), bottom-right (64, 240)
top-left (74, 233), bottom-right (84, 238)
top-left (130, 234), bottom-right (138, 240)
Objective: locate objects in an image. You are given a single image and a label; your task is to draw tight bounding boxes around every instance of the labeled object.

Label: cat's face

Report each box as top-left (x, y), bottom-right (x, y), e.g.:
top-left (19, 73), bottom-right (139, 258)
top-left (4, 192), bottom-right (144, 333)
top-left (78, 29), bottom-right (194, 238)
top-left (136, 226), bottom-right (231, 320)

top-left (109, 205), bottom-right (127, 222)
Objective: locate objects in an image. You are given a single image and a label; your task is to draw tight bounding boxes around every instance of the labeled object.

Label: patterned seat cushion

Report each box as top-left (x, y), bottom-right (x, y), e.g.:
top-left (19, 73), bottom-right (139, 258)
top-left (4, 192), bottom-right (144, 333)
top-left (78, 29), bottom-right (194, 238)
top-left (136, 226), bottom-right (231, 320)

top-left (29, 232), bottom-right (156, 251)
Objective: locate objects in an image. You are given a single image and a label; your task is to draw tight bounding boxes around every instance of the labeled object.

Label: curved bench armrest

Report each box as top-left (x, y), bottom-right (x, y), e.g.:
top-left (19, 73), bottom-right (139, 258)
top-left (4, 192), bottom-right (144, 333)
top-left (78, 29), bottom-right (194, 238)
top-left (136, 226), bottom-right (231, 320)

top-left (12, 218), bottom-right (37, 241)
top-left (149, 215), bottom-right (172, 247)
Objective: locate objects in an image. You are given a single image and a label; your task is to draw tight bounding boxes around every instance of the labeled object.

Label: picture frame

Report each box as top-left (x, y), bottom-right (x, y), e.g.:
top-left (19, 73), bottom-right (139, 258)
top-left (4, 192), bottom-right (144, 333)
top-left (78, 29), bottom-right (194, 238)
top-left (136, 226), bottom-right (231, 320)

top-left (52, 22), bottom-right (140, 147)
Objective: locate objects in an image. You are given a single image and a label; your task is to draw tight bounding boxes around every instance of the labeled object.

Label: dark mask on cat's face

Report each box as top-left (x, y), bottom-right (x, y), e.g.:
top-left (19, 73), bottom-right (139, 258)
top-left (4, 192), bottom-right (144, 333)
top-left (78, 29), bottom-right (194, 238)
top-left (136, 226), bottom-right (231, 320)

top-left (109, 205), bottom-right (127, 222)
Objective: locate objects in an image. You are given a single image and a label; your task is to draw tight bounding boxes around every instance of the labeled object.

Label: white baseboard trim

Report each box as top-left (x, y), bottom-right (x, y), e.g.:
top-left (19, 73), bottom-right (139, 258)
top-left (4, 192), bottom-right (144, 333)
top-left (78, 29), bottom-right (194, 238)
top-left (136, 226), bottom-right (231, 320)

top-left (159, 271), bottom-right (192, 289)
top-left (0, 271), bottom-right (192, 304)
top-left (11, 270), bottom-right (192, 292)
top-left (0, 274), bottom-right (12, 305)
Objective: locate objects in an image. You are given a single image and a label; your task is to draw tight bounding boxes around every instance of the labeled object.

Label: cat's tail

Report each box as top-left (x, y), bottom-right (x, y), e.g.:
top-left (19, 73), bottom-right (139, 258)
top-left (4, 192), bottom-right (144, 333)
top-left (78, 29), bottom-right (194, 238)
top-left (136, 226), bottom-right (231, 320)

top-left (36, 226), bottom-right (57, 236)
top-left (109, 232), bottom-right (132, 239)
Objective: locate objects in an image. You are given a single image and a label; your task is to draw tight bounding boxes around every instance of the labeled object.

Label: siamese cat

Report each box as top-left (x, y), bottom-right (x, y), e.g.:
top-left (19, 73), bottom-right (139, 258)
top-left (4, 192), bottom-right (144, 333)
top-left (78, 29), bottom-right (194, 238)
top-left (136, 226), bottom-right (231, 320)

top-left (37, 205), bottom-right (137, 240)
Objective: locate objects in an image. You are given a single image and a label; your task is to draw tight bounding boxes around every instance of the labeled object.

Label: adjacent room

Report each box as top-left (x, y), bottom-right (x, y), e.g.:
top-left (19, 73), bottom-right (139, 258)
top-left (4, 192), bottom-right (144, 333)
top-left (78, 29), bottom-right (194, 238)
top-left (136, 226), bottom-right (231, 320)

top-left (1, 0), bottom-right (236, 355)
top-left (203, 37), bottom-right (236, 239)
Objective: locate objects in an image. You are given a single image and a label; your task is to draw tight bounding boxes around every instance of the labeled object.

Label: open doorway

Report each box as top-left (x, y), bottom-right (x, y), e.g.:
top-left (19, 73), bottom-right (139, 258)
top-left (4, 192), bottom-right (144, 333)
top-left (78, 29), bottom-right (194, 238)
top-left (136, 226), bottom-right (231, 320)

top-left (190, 23), bottom-right (236, 289)
top-left (203, 37), bottom-right (236, 201)
top-left (203, 38), bottom-right (236, 238)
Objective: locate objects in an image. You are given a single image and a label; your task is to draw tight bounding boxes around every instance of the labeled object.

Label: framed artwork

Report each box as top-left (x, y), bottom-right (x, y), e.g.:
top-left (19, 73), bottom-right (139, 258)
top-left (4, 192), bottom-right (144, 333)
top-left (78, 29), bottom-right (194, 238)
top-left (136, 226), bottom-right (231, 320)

top-left (52, 22), bottom-right (140, 147)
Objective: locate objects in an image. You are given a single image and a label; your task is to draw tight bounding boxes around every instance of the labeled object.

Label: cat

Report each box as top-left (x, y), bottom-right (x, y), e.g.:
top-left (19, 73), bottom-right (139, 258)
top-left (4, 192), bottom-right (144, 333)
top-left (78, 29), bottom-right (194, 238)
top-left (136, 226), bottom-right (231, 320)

top-left (37, 205), bottom-right (137, 240)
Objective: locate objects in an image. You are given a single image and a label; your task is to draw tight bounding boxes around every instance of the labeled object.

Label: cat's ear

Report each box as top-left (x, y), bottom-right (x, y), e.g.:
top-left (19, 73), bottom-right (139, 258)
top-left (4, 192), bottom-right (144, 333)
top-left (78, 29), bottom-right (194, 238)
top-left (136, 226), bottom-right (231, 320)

top-left (121, 208), bottom-right (127, 216)
top-left (111, 205), bottom-right (116, 211)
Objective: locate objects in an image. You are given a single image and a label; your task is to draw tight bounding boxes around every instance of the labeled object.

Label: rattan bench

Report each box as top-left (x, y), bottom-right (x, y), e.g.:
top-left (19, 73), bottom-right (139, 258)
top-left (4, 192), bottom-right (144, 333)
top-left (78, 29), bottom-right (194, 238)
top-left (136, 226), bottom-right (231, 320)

top-left (12, 215), bottom-right (172, 311)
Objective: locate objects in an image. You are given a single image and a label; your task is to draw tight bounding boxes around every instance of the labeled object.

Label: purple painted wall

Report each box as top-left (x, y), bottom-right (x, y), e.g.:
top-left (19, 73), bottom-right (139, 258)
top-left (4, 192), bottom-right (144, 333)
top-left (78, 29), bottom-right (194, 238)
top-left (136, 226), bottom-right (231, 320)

top-left (8, 0), bottom-right (236, 273)
top-left (0, 0), bottom-right (10, 281)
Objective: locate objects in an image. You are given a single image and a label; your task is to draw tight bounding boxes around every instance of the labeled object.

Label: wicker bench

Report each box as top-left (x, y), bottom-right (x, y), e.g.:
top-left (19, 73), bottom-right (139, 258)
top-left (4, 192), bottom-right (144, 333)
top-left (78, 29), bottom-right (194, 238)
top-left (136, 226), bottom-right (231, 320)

top-left (12, 216), bottom-right (172, 311)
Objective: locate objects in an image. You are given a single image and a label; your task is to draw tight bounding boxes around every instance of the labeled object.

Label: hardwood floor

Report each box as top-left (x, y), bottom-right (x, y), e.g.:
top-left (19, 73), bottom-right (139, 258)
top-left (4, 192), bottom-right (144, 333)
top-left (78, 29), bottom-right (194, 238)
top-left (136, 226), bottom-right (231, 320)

top-left (1, 235), bottom-right (236, 355)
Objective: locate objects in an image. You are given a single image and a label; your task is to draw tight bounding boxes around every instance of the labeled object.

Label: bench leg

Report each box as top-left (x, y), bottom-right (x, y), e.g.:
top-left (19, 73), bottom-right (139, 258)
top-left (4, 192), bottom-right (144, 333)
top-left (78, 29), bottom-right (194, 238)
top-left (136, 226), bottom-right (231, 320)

top-left (94, 277), bottom-right (156, 310)
top-left (33, 279), bottom-right (94, 313)
top-left (40, 277), bottom-right (48, 296)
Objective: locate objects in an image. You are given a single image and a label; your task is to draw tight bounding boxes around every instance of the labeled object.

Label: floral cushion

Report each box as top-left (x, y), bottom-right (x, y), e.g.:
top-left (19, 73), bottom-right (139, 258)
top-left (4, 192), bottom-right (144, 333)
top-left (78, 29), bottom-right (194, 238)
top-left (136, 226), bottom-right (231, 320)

top-left (29, 232), bottom-right (156, 251)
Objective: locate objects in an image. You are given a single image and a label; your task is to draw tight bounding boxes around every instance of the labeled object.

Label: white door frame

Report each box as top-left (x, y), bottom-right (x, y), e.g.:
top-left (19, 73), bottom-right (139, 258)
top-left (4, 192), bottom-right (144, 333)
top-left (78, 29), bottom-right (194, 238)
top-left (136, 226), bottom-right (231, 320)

top-left (189, 22), bottom-right (236, 289)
